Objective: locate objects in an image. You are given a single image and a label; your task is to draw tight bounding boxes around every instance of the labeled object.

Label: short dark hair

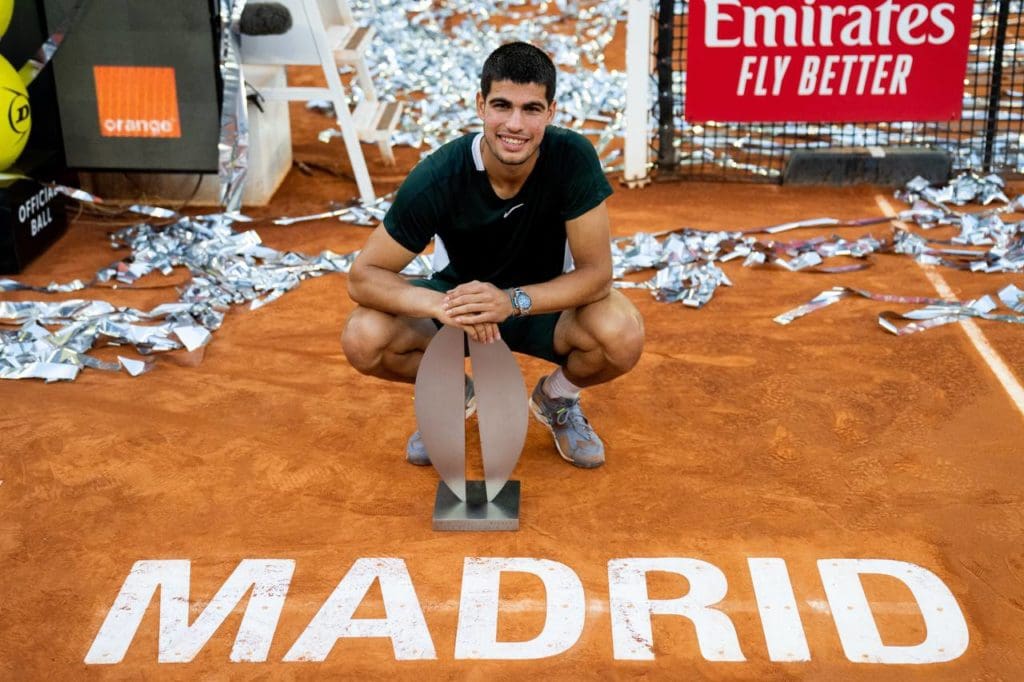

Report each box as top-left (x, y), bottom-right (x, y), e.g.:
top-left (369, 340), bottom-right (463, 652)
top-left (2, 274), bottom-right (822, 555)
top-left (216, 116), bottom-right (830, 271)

top-left (480, 42), bottom-right (557, 103)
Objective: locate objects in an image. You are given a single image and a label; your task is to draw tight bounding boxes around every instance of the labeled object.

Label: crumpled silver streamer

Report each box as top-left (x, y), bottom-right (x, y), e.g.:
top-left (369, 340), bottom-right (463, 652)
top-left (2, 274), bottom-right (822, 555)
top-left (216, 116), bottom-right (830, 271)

top-left (773, 284), bottom-right (1024, 335)
top-left (609, 219), bottom-right (897, 307)
top-left (59, 166), bottom-right (389, 230)
top-left (998, 284), bottom-right (1024, 313)
top-left (879, 294), bottom-right (1024, 335)
top-left (607, 172), bottom-right (1024, 316)
top-left (0, 277), bottom-right (89, 293)
top-left (775, 286), bottom-right (950, 326)
top-left (609, 230), bottom-right (734, 305)
top-left (897, 172), bottom-right (1009, 207)
top-left (648, 262), bottom-right (730, 308)
top-left (129, 204), bottom-right (180, 219)
top-left (51, 183), bottom-right (104, 205)
top-left (891, 172), bottom-right (1024, 272)
top-left (765, 173), bottom-right (1024, 331)
top-left (611, 228), bottom-right (746, 306)
top-left (273, 193), bottom-right (394, 227)
top-left (0, 214), bottom-right (358, 381)
top-left (775, 283), bottom-right (1024, 335)
top-left (217, 0), bottom-right (249, 211)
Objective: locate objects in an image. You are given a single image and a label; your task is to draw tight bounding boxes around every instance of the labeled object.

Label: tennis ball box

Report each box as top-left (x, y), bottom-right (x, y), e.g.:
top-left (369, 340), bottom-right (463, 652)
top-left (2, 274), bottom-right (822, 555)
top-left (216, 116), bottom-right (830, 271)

top-left (0, 167), bottom-right (68, 274)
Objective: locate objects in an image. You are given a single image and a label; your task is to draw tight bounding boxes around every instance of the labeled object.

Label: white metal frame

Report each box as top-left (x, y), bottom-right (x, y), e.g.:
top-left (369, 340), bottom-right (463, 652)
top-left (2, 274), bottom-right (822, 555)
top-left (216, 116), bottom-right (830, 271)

top-left (240, 0), bottom-right (376, 202)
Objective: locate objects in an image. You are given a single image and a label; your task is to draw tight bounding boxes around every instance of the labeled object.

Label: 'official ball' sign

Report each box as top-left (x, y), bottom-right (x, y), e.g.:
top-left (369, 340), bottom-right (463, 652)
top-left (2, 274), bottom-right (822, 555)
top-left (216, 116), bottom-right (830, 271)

top-left (685, 0), bottom-right (973, 122)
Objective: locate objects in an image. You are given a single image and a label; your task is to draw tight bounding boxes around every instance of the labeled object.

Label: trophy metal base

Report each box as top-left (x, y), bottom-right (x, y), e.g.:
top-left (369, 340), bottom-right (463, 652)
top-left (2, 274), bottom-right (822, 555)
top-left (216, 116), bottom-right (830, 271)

top-left (433, 480), bottom-right (520, 531)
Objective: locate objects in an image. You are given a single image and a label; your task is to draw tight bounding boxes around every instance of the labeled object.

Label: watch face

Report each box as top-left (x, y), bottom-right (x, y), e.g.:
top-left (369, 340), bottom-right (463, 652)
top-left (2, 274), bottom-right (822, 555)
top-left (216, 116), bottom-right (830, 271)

top-left (514, 290), bottom-right (531, 311)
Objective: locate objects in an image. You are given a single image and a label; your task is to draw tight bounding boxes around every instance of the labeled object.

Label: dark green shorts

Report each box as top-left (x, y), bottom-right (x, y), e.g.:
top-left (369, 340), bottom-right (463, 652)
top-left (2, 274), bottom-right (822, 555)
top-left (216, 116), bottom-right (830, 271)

top-left (411, 276), bottom-right (567, 365)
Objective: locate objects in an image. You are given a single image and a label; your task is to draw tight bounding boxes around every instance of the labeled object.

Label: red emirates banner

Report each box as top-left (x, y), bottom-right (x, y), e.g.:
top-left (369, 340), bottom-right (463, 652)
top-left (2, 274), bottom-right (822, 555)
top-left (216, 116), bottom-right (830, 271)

top-left (685, 0), bottom-right (973, 122)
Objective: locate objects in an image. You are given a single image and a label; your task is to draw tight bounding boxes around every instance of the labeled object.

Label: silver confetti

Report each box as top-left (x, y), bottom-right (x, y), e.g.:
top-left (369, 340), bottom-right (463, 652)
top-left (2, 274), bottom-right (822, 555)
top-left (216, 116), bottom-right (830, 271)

top-left (118, 356), bottom-right (154, 377)
top-left (128, 204), bottom-right (179, 219)
top-left (341, 0), bottom-right (628, 163)
top-left (273, 194), bottom-right (394, 227)
top-left (0, 214), bottom-right (357, 381)
top-left (998, 284), bottom-right (1024, 312)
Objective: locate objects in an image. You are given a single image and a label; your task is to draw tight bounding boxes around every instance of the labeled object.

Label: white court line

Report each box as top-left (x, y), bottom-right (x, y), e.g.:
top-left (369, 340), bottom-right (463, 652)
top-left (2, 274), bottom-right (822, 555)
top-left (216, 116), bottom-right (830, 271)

top-left (875, 194), bottom-right (1024, 419)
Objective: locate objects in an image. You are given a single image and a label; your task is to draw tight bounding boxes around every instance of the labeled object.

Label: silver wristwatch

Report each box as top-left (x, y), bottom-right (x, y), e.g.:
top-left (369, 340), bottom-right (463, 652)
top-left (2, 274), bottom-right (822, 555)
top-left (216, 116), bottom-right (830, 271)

top-left (508, 287), bottom-right (532, 317)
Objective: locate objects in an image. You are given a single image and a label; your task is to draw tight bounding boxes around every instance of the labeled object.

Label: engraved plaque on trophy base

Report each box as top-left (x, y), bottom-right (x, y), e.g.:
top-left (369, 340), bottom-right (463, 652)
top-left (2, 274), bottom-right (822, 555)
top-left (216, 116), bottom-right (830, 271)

top-left (433, 480), bottom-right (520, 531)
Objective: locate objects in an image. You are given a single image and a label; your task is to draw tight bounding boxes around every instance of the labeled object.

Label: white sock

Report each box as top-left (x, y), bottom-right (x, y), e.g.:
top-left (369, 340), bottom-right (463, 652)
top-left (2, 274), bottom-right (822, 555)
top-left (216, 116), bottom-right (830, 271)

top-left (543, 368), bottom-right (582, 400)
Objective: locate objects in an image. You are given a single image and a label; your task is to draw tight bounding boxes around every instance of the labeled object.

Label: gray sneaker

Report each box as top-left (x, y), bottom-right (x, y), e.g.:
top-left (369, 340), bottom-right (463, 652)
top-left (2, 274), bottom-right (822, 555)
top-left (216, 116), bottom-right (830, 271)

top-left (406, 377), bottom-right (476, 466)
top-left (529, 375), bottom-right (605, 468)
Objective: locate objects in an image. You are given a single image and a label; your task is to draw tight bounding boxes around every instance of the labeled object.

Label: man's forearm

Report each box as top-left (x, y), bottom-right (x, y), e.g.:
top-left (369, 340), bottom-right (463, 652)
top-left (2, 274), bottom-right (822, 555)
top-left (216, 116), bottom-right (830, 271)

top-left (514, 264), bottom-right (612, 316)
top-left (348, 264), bottom-right (443, 319)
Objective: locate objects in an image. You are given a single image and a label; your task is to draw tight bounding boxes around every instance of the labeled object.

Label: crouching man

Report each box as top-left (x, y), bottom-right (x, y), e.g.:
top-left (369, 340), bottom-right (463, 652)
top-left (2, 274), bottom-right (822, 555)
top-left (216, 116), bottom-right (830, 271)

top-left (342, 42), bottom-right (643, 468)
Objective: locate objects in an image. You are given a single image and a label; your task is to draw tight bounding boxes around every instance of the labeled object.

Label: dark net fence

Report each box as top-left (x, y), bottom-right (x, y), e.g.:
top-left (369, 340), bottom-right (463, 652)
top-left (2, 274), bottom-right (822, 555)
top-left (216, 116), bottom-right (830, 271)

top-left (655, 0), bottom-right (1024, 181)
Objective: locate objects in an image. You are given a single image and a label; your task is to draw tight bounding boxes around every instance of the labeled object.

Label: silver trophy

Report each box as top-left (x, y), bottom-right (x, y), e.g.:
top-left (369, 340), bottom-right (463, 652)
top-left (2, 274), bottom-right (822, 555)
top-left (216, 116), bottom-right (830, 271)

top-left (414, 325), bottom-right (527, 531)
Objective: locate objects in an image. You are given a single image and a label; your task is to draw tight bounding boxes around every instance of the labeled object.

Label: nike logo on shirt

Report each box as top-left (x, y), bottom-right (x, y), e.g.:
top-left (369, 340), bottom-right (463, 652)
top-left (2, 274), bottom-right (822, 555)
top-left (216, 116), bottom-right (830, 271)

top-left (503, 203), bottom-right (525, 219)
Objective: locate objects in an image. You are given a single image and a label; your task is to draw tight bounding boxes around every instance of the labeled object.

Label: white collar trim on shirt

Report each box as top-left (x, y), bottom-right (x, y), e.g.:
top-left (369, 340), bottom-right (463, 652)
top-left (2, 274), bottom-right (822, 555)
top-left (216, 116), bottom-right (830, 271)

top-left (472, 133), bottom-right (485, 171)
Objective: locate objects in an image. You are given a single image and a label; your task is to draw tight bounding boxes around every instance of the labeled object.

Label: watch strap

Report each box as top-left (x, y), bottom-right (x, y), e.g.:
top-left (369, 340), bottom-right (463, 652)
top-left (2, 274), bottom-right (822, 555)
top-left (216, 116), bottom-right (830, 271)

top-left (507, 287), bottom-right (520, 317)
top-left (508, 287), bottom-right (529, 317)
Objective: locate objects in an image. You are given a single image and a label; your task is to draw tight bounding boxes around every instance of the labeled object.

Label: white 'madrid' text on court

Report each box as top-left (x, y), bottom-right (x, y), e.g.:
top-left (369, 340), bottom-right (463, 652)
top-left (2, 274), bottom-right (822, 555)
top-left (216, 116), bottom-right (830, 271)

top-left (84, 556), bottom-right (969, 665)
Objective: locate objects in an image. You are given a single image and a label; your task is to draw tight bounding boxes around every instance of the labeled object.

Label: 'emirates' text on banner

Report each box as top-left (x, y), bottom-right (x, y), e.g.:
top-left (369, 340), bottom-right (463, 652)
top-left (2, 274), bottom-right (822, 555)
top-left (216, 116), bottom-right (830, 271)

top-left (685, 0), bottom-right (973, 122)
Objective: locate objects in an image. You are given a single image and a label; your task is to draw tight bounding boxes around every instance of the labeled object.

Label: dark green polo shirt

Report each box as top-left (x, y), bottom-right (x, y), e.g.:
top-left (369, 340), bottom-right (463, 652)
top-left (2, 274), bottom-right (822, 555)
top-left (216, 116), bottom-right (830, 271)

top-left (383, 125), bottom-right (612, 289)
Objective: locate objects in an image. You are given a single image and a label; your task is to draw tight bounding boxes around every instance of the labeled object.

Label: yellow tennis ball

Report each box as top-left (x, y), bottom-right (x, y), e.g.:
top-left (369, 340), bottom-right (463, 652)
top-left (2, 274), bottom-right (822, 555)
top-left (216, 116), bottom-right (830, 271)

top-left (0, 0), bottom-right (12, 37)
top-left (0, 56), bottom-right (30, 171)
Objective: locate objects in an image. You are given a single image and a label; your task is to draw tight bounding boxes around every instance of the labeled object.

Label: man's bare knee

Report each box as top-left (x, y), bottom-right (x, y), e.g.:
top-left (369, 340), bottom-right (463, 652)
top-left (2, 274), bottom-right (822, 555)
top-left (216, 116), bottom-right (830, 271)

top-left (607, 314), bottom-right (644, 372)
top-left (597, 310), bottom-right (644, 373)
top-left (571, 293), bottom-right (644, 375)
top-left (341, 308), bottom-right (392, 375)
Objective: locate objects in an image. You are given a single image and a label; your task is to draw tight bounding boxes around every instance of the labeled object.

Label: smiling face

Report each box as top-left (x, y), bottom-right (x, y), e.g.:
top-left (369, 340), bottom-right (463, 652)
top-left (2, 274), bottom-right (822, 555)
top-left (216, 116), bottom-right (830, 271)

top-left (476, 80), bottom-right (556, 170)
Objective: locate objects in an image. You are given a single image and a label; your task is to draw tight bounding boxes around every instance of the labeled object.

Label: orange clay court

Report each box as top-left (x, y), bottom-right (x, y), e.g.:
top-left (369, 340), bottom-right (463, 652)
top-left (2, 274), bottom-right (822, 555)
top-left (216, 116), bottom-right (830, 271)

top-left (3, 15), bottom-right (1024, 674)
top-left (3, 124), bottom-right (1024, 679)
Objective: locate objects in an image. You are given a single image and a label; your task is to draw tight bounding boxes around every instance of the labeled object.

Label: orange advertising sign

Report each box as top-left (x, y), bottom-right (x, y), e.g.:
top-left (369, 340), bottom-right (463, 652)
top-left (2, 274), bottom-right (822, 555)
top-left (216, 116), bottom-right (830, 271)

top-left (93, 65), bottom-right (181, 138)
